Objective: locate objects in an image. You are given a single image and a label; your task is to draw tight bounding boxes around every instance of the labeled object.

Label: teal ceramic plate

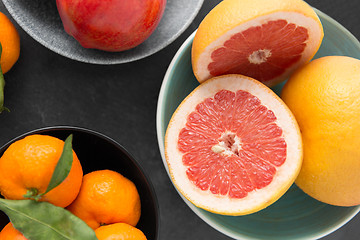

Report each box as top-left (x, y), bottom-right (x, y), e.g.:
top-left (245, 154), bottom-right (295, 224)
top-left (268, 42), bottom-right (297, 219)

top-left (156, 9), bottom-right (360, 240)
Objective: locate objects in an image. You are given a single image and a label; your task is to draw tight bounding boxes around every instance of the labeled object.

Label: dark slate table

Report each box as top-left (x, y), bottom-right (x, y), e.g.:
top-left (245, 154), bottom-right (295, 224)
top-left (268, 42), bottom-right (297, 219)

top-left (0, 0), bottom-right (359, 239)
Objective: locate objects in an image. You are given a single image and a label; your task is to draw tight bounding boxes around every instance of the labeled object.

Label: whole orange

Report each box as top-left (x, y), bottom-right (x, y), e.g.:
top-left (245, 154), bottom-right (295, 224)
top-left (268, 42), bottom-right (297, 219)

top-left (0, 12), bottom-right (20, 74)
top-left (95, 223), bottom-right (147, 240)
top-left (67, 170), bottom-right (141, 229)
top-left (0, 134), bottom-right (83, 208)
top-left (0, 222), bottom-right (27, 240)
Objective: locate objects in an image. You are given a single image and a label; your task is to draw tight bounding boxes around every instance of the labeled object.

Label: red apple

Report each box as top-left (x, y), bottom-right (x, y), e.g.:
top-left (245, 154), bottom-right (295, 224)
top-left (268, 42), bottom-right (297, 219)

top-left (56, 0), bottom-right (167, 52)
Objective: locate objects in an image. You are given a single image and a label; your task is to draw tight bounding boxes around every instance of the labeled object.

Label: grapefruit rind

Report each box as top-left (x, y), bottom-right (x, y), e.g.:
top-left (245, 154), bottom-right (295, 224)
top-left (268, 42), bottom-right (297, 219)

top-left (192, 0), bottom-right (324, 86)
top-left (165, 75), bottom-right (302, 215)
top-left (282, 56), bottom-right (360, 207)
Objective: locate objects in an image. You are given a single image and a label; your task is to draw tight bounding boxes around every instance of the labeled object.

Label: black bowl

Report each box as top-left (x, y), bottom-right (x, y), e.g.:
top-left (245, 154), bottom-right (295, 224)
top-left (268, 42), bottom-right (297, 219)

top-left (0, 126), bottom-right (159, 240)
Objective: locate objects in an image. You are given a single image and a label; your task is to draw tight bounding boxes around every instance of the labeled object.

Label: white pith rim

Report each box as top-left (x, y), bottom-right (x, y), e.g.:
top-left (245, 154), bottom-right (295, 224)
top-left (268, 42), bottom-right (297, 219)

top-left (165, 75), bottom-right (302, 215)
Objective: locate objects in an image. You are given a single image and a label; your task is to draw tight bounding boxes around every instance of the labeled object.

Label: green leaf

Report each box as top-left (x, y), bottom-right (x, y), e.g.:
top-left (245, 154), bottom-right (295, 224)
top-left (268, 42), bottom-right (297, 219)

top-left (44, 134), bottom-right (74, 195)
top-left (0, 43), bottom-right (9, 114)
top-left (0, 199), bottom-right (98, 240)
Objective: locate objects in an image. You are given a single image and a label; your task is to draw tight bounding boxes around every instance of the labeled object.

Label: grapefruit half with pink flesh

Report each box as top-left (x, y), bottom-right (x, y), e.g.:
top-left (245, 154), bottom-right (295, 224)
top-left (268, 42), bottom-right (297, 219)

top-left (191, 0), bottom-right (324, 87)
top-left (165, 74), bottom-right (302, 215)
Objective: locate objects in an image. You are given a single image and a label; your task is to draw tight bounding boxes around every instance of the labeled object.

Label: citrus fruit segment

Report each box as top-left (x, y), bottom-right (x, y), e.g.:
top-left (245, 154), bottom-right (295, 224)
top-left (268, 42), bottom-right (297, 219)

top-left (192, 0), bottom-right (323, 87)
top-left (281, 56), bottom-right (360, 206)
top-left (165, 74), bottom-right (302, 215)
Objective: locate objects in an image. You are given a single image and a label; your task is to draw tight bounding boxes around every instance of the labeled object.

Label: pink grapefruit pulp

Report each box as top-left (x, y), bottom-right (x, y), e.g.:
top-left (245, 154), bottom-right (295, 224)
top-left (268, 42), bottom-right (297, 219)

top-left (165, 74), bottom-right (303, 215)
top-left (208, 20), bottom-right (308, 83)
top-left (192, 0), bottom-right (324, 87)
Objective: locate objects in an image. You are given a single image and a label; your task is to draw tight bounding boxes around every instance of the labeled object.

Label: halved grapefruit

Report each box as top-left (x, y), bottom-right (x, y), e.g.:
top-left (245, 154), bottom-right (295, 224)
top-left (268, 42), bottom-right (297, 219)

top-left (165, 74), bottom-right (302, 215)
top-left (192, 0), bottom-right (324, 87)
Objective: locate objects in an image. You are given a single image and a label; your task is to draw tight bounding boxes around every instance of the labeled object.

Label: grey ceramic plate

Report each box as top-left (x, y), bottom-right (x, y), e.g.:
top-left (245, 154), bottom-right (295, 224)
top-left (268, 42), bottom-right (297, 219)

top-left (1, 0), bottom-right (204, 64)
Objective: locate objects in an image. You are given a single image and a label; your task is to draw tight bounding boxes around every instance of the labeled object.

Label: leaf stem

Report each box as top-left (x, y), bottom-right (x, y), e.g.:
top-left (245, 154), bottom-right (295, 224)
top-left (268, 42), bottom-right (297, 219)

top-left (23, 188), bottom-right (42, 201)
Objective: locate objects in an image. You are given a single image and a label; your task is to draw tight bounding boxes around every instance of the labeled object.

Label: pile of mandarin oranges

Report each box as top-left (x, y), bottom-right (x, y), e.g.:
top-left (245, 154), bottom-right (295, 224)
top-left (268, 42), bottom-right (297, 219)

top-left (0, 134), bottom-right (146, 240)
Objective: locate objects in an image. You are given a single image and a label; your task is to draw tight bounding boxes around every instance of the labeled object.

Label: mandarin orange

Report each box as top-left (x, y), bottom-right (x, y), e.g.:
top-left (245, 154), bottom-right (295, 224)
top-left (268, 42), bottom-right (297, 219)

top-left (0, 222), bottom-right (27, 240)
top-left (95, 223), bottom-right (147, 240)
top-left (67, 170), bottom-right (141, 229)
top-left (0, 12), bottom-right (20, 74)
top-left (0, 134), bottom-right (83, 208)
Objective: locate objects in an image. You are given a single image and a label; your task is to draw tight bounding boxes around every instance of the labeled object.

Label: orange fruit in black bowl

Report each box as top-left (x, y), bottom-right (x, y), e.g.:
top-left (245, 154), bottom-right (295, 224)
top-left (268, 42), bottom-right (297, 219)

top-left (0, 126), bottom-right (159, 240)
